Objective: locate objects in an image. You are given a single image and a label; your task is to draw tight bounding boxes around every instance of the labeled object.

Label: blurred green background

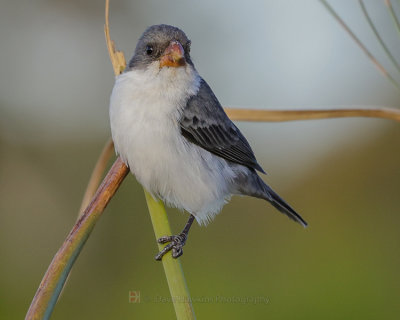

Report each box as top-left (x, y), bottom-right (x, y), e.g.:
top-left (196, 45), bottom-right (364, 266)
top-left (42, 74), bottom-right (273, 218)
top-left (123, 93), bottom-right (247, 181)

top-left (1, 0), bottom-right (400, 319)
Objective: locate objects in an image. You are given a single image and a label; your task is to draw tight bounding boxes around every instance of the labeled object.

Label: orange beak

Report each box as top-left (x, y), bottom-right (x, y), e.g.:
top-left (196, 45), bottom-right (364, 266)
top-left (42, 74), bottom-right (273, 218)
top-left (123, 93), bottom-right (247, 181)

top-left (159, 41), bottom-right (186, 68)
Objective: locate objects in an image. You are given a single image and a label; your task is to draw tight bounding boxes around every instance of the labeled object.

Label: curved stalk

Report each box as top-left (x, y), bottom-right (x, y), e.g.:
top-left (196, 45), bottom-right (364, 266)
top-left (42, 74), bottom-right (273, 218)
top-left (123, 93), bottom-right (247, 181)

top-left (25, 158), bottom-right (129, 320)
top-left (78, 138), bottom-right (114, 216)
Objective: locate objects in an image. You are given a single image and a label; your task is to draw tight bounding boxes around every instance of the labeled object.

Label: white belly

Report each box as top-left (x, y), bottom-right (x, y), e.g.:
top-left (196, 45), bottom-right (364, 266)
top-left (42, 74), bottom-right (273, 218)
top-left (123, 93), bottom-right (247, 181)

top-left (109, 67), bottom-right (236, 225)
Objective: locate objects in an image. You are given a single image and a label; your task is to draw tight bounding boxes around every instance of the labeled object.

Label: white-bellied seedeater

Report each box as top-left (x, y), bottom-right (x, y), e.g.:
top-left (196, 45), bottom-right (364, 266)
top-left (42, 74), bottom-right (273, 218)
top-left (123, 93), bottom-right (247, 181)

top-left (109, 25), bottom-right (307, 260)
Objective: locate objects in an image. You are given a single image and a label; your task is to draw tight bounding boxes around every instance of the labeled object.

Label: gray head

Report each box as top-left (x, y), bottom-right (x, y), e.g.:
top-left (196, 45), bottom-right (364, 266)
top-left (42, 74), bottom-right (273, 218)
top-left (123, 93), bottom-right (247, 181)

top-left (128, 24), bottom-right (193, 70)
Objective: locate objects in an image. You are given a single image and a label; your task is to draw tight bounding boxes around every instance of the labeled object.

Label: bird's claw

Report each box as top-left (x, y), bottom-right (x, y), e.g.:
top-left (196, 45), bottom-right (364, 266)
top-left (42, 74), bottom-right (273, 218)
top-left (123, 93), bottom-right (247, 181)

top-left (155, 233), bottom-right (187, 261)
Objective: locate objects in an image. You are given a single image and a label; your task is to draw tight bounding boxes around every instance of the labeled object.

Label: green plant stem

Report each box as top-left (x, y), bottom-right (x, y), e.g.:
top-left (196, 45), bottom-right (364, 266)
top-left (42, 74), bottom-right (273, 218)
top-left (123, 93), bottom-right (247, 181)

top-left (25, 158), bottom-right (129, 320)
top-left (360, 0), bottom-right (400, 74)
top-left (144, 191), bottom-right (196, 320)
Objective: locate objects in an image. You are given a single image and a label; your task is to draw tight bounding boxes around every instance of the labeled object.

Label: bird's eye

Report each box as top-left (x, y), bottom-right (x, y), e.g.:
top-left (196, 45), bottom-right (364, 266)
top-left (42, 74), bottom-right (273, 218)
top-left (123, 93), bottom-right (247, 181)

top-left (146, 45), bottom-right (154, 55)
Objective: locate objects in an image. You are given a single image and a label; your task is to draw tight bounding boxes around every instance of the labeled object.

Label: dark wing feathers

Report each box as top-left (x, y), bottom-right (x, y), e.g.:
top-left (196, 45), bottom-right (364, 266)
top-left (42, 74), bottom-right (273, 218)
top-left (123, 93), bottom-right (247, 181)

top-left (180, 79), bottom-right (266, 174)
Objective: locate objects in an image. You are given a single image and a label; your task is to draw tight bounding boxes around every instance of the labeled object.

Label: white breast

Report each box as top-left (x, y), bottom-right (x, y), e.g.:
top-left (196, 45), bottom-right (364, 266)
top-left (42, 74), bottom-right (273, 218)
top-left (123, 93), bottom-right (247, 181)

top-left (109, 64), bottom-right (238, 225)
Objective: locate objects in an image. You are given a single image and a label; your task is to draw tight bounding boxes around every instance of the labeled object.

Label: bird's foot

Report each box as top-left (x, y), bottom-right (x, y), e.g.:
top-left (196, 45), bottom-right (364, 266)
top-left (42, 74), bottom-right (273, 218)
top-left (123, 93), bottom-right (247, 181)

top-left (155, 233), bottom-right (187, 261)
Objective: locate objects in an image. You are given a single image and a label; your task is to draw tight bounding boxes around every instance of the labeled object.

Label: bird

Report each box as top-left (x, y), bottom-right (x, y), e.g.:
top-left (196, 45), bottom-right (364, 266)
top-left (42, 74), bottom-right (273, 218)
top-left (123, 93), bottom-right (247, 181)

top-left (109, 24), bottom-right (307, 261)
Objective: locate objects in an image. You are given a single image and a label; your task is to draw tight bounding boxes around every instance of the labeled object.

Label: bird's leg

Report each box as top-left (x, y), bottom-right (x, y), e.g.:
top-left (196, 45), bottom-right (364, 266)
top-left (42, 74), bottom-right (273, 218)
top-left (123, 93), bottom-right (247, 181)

top-left (155, 214), bottom-right (195, 261)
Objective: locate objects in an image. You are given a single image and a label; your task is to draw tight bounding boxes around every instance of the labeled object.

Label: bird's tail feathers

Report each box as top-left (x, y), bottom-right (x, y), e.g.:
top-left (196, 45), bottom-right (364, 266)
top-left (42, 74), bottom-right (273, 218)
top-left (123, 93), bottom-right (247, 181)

top-left (238, 173), bottom-right (308, 227)
top-left (262, 182), bottom-right (307, 227)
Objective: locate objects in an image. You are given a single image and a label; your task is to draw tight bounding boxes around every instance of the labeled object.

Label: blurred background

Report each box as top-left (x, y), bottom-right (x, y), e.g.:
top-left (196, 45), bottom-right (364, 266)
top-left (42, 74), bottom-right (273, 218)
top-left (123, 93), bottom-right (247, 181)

top-left (1, 0), bottom-right (400, 319)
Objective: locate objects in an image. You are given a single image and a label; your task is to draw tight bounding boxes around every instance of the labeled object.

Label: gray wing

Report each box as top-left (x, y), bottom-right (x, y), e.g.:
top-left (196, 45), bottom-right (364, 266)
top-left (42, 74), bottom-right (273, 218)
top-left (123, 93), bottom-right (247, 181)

top-left (180, 79), bottom-right (265, 173)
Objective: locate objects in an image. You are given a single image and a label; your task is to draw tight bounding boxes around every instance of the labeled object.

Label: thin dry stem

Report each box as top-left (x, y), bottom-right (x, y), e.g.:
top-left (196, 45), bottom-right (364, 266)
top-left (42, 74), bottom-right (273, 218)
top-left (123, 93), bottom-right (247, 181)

top-left (105, 0), bottom-right (126, 75)
top-left (75, 0), bottom-right (124, 217)
top-left (78, 138), bottom-right (114, 216)
top-left (319, 0), bottom-right (400, 91)
top-left (385, 0), bottom-right (400, 38)
top-left (359, 0), bottom-right (400, 74)
top-left (225, 107), bottom-right (400, 122)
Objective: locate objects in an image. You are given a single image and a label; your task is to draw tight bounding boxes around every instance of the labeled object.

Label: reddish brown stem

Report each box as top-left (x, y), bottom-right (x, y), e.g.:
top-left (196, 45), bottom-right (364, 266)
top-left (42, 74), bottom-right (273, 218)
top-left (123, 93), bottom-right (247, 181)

top-left (25, 158), bottom-right (129, 320)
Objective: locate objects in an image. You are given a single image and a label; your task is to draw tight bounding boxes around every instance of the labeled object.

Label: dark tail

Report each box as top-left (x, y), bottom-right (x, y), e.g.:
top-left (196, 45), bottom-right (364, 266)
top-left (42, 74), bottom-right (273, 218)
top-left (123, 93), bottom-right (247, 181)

top-left (262, 182), bottom-right (307, 227)
top-left (235, 171), bottom-right (308, 227)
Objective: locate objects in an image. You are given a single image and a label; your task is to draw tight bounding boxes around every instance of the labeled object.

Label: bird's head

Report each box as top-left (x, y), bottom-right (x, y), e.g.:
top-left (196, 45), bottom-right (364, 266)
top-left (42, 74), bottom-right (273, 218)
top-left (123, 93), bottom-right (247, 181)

top-left (128, 24), bottom-right (193, 71)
